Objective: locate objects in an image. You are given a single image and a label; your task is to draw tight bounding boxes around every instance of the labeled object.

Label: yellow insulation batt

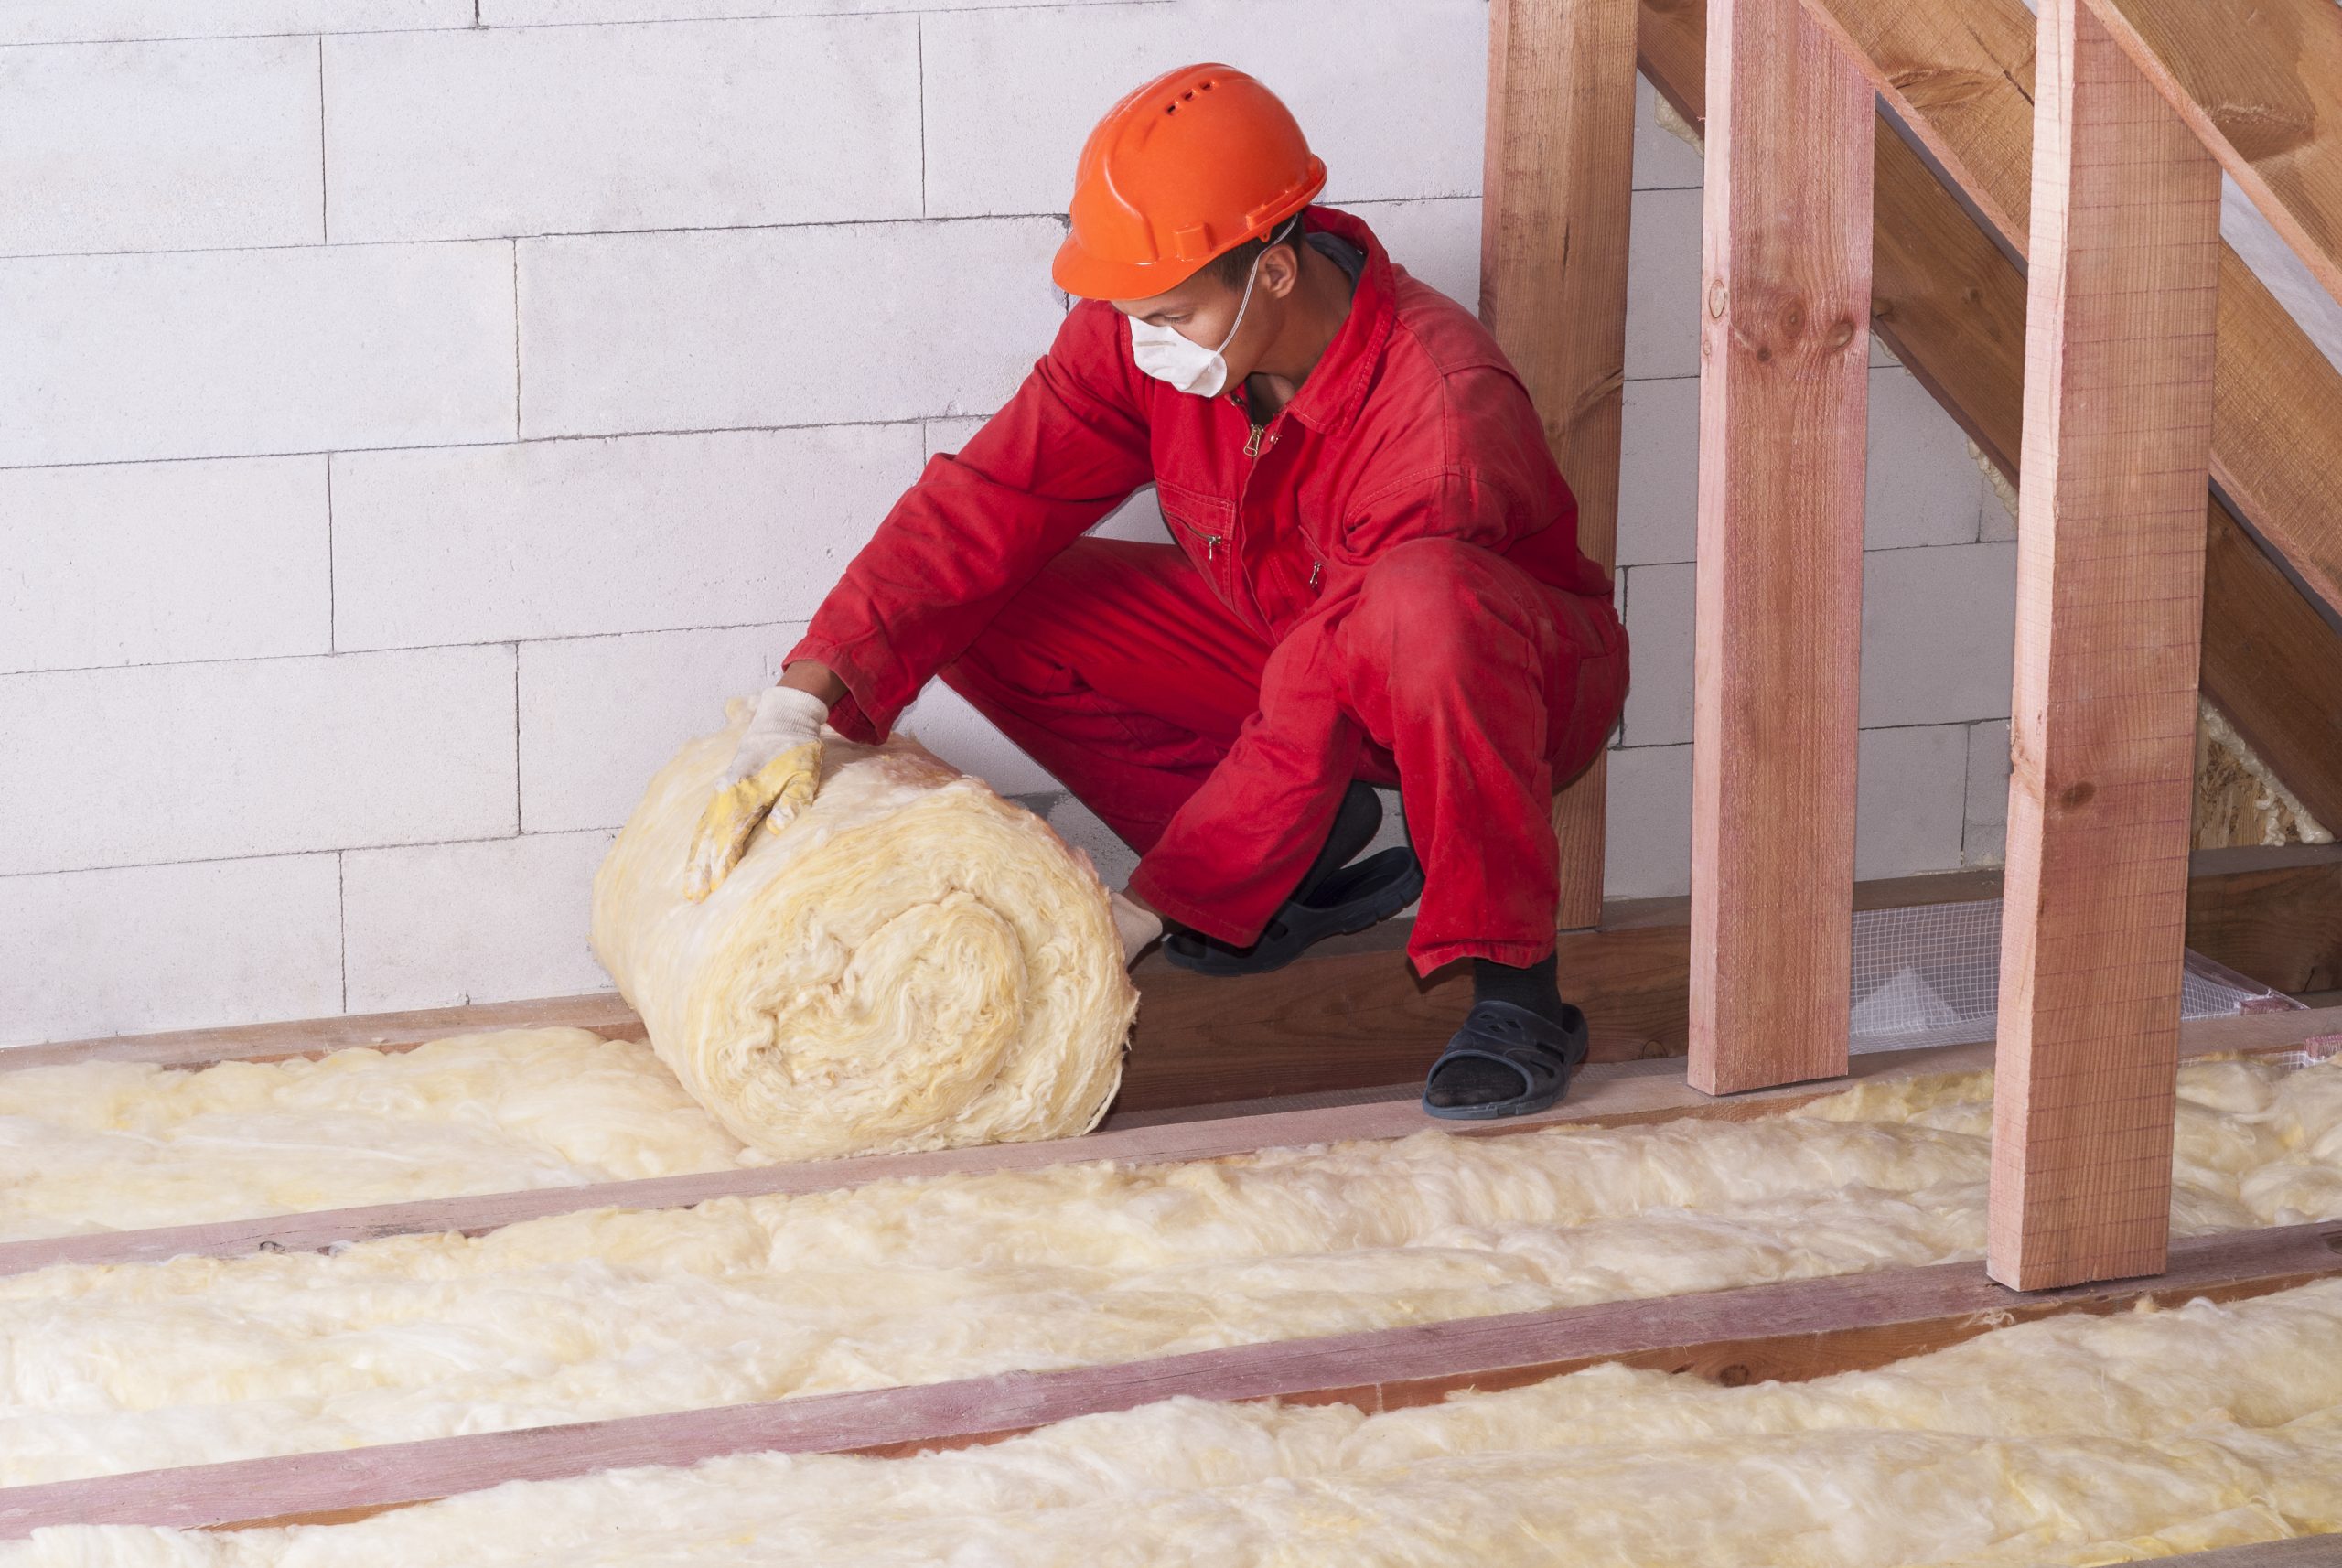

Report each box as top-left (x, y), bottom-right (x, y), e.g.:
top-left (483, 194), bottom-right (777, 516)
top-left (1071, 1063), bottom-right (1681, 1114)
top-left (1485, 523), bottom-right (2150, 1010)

top-left (590, 703), bottom-right (1135, 1162)
top-left (12, 1279), bottom-right (2342, 1566)
top-left (0, 1030), bottom-right (759, 1242)
top-left (0, 1057), bottom-right (2337, 1487)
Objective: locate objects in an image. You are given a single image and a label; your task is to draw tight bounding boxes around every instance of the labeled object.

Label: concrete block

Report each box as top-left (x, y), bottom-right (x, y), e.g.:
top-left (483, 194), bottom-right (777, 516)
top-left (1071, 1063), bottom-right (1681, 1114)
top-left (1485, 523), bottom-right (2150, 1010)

top-left (1858, 542), bottom-right (2017, 728)
top-left (1624, 187), bottom-right (1702, 381)
top-left (0, 0), bottom-right (462, 46)
top-left (1853, 723), bottom-right (1970, 880)
top-left (0, 241), bottom-right (513, 467)
top-left (342, 830), bottom-right (618, 1013)
top-left (0, 456), bottom-right (329, 673)
top-left (1963, 718), bottom-right (2012, 866)
top-left (331, 424), bottom-right (921, 650)
top-left (1604, 742), bottom-right (1692, 898)
top-left (0, 646), bottom-right (518, 877)
top-left (1348, 197), bottom-right (1480, 313)
top-left (0, 35), bottom-right (320, 257)
top-left (1865, 365), bottom-right (1987, 550)
top-left (521, 217), bottom-right (1060, 437)
top-left (1618, 562), bottom-right (1693, 746)
top-left (919, 0), bottom-right (1487, 219)
top-left (1632, 74), bottom-right (1704, 192)
top-left (0, 855), bottom-right (343, 1047)
top-left (324, 16), bottom-right (919, 243)
top-left (484, 0), bottom-right (1133, 25)
top-left (520, 622), bottom-right (797, 834)
top-left (1617, 374), bottom-right (1699, 566)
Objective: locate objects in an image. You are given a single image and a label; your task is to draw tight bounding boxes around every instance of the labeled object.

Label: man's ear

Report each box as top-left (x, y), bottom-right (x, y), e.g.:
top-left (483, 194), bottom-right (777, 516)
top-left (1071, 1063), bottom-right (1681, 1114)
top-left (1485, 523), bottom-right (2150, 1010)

top-left (1260, 240), bottom-right (1305, 300)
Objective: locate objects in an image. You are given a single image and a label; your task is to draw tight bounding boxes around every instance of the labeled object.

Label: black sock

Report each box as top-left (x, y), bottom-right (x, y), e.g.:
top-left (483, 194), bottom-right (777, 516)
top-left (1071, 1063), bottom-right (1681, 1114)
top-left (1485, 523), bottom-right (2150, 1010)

top-left (1471, 952), bottom-right (1563, 1021)
top-left (1425, 953), bottom-right (1565, 1109)
top-left (1291, 781), bottom-right (1382, 903)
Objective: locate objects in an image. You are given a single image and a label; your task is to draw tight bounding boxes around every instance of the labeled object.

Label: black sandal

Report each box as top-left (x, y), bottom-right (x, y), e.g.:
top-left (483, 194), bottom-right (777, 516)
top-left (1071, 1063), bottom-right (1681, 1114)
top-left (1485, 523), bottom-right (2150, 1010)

top-left (1420, 999), bottom-right (1591, 1121)
top-left (1162, 845), bottom-right (1424, 976)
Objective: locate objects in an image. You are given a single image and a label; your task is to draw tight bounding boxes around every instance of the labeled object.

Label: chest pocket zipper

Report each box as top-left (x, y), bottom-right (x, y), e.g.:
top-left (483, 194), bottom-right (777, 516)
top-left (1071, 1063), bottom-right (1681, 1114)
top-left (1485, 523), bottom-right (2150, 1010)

top-left (1167, 511), bottom-right (1225, 561)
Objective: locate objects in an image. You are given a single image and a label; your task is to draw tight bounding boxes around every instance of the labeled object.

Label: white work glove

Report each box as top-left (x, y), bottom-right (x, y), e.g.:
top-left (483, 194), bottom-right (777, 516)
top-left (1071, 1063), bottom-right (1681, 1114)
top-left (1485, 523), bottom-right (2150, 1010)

top-left (1109, 887), bottom-right (1164, 968)
top-left (683, 684), bottom-right (832, 902)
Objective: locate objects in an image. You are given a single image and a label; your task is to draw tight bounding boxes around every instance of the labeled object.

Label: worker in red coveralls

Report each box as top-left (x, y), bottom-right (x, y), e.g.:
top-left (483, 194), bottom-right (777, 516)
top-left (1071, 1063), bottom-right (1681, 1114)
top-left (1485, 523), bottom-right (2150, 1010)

top-left (684, 63), bottom-right (1628, 1119)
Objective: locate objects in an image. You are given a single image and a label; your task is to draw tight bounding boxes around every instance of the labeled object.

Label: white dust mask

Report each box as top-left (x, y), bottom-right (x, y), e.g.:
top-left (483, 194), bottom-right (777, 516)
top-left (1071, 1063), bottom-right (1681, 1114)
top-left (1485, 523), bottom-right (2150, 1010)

top-left (1128, 216), bottom-right (1298, 399)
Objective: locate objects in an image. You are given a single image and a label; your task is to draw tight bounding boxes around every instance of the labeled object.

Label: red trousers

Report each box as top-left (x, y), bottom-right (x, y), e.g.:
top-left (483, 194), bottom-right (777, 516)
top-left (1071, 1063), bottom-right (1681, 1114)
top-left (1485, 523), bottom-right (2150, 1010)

top-left (940, 534), bottom-right (1627, 973)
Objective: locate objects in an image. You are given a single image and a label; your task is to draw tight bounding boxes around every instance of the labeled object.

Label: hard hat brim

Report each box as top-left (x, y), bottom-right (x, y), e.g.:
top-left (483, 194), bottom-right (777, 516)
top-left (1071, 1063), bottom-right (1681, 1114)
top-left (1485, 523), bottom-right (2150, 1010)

top-left (1051, 173), bottom-right (1327, 302)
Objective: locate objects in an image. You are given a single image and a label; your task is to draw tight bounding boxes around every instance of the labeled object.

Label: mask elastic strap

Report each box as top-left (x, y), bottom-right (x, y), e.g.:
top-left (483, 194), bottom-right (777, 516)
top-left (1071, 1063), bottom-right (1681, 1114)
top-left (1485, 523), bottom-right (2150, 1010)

top-left (1214, 211), bottom-right (1305, 355)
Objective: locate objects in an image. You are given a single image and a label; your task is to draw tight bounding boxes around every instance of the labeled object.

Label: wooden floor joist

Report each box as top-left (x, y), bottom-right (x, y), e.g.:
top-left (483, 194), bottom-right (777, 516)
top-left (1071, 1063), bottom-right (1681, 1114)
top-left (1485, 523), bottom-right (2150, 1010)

top-left (1686, 0), bottom-right (1872, 1099)
top-left (5, 1004), bottom-right (2333, 1282)
top-left (1480, 0), bottom-right (1639, 931)
top-left (5, 1215), bottom-right (2337, 1538)
top-left (1988, 0), bottom-right (2226, 1292)
top-left (1637, 0), bottom-right (2342, 847)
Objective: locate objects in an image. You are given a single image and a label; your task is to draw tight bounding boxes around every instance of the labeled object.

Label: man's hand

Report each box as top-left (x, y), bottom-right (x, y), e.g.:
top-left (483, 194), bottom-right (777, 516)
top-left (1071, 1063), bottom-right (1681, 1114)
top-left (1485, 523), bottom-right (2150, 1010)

top-left (683, 683), bottom-right (832, 901)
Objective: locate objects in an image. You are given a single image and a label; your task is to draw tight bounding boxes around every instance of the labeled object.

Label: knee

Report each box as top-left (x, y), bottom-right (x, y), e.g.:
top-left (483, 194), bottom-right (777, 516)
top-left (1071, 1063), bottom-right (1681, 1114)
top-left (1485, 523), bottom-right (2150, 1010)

top-left (1349, 539), bottom-right (1499, 675)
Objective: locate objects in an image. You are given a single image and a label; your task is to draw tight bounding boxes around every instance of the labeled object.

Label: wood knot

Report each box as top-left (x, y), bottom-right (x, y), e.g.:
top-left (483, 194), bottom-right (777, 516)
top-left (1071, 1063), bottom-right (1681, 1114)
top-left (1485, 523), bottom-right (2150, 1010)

top-left (1827, 319), bottom-right (1856, 350)
top-left (1707, 279), bottom-right (1728, 319)
top-left (2057, 781), bottom-right (2096, 809)
top-left (1716, 1363), bottom-right (1752, 1387)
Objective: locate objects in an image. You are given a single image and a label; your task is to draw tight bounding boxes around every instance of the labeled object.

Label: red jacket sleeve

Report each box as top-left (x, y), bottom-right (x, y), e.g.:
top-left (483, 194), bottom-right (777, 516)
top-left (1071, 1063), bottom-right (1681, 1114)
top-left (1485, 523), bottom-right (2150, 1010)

top-left (786, 301), bottom-right (1154, 741)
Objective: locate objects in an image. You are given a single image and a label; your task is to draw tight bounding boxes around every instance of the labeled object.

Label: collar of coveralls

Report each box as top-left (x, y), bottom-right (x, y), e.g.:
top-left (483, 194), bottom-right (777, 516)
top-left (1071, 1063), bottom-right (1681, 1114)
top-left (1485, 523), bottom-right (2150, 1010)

top-left (1217, 201), bottom-right (1398, 443)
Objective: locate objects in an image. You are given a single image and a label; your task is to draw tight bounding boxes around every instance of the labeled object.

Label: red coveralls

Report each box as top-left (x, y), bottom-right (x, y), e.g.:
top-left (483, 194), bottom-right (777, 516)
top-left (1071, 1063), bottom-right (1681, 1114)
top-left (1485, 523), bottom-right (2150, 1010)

top-left (786, 204), bottom-right (1628, 975)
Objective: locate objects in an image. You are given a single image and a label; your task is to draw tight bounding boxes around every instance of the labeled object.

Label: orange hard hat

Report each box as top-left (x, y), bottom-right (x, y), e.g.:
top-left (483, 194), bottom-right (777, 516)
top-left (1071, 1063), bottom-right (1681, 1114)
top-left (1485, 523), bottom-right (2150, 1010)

top-left (1052, 63), bottom-right (1328, 302)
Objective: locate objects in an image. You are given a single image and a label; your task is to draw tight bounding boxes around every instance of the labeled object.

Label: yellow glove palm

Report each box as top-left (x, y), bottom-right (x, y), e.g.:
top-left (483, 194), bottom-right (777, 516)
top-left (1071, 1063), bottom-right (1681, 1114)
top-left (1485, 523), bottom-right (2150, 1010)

top-left (683, 685), bottom-right (833, 902)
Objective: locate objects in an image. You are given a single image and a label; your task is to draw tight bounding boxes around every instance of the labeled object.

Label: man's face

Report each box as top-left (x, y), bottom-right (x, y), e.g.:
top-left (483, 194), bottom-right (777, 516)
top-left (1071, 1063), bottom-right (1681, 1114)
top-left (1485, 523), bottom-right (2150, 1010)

top-left (1111, 240), bottom-right (1302, 386)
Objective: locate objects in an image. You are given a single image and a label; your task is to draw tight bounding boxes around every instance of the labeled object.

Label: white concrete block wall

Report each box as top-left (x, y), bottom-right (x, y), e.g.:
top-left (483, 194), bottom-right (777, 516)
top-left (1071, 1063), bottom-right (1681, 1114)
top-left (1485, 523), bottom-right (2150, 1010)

top-left (0, 0), bottom-right (2014, 1045)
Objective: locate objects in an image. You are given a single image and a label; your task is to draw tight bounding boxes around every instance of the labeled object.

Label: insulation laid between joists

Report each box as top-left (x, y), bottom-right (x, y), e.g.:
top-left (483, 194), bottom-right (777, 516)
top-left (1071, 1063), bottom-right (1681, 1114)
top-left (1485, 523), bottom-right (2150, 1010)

top-left (0, 1053), bottom-right (2337, 1488)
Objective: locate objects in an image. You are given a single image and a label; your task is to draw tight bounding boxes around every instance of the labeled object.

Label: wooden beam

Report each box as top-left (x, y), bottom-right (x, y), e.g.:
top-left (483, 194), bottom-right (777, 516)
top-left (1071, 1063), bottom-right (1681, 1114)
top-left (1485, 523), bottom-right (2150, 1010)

top-left (1688, 0), bottom-right (1872, 1096)
top-left (1989, 0), bottom-right (2225, 1292)
top-left (2154, 1540), bottom-right (2342, 1566)
top-left (1479, 0), bottom-right (1641, 929)
top-left (5, 1003), bottom-right (2329, 1283)
top-left (10, 1216), bottom-right (2337, 1537)
top-left (12, 850), bottom-right (2338, 1112)
top-left (1638, 0), bottom-right (2342, 870)
top-left (1789, 0), bottom-right (2342, 618)
top-left (2081, 0), bottom-right (2342, 311)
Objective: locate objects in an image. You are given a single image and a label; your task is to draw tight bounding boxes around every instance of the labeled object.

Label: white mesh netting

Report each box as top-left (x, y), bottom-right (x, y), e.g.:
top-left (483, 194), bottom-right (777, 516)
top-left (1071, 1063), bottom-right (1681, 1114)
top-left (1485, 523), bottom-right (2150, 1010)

top-left (1846, 899), bottom-right (2301, 1056)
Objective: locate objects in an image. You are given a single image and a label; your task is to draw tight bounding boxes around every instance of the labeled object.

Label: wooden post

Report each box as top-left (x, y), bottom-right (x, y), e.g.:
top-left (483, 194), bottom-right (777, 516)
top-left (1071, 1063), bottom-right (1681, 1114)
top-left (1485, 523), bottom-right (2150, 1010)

top-left (1687, 0), bottom-right (1874, 1096)
top-left (1989, 0), bottom-right (2224, 1291)
top-left (1479, 0), bottom-right (1639, 931)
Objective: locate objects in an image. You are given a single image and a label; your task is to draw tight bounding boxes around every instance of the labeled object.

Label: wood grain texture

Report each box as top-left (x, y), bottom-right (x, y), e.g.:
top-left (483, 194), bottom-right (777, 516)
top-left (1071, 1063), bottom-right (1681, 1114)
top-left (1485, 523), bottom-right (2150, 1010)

top-left (1792, 0), bottom-right (2342, 618)
top-left (7, 1217), bottom-right (2337, 1537)
top-left (1989, 0), bottom-right (2225, 1293)
top-left (2082, 0), bottom-right (2342, 309)
top-left (2150, 1538), bottom-right (2342, 1565)
top-left (1642, 0), bottom-right (2342, 858)
top-left (1688, 0), bottom-right (1872, 1096)
top-left (1479, 0), bottom-right (1641, 929)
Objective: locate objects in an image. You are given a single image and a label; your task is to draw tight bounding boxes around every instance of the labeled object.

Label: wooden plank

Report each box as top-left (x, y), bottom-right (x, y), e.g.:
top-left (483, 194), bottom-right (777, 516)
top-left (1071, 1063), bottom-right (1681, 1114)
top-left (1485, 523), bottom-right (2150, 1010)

top-left (1688, 0), bottom-right (1872, 1096)
top-left (1989, 0), bottom-right (2226, 1293)
top-left (12, 852), bottom-right (2337, 1114)
top-left (1790, 0), bottom-right (2342, 618)
top-left (4, 1004), bottom-right (2329, 1283)
top-left (8, 1216), bottom-right (2337, 1537)
top-left (2186, 844), bottom-right (2342, 996)
top-left (1479, 0), bottom-right (1641, 929)
top-left (2154, 1539), bottom-right (2342, 1566)
top-left (1640, 0), bottom-right (2342, 869)
top-left (2082, 0), bottom-right (2342, 311)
